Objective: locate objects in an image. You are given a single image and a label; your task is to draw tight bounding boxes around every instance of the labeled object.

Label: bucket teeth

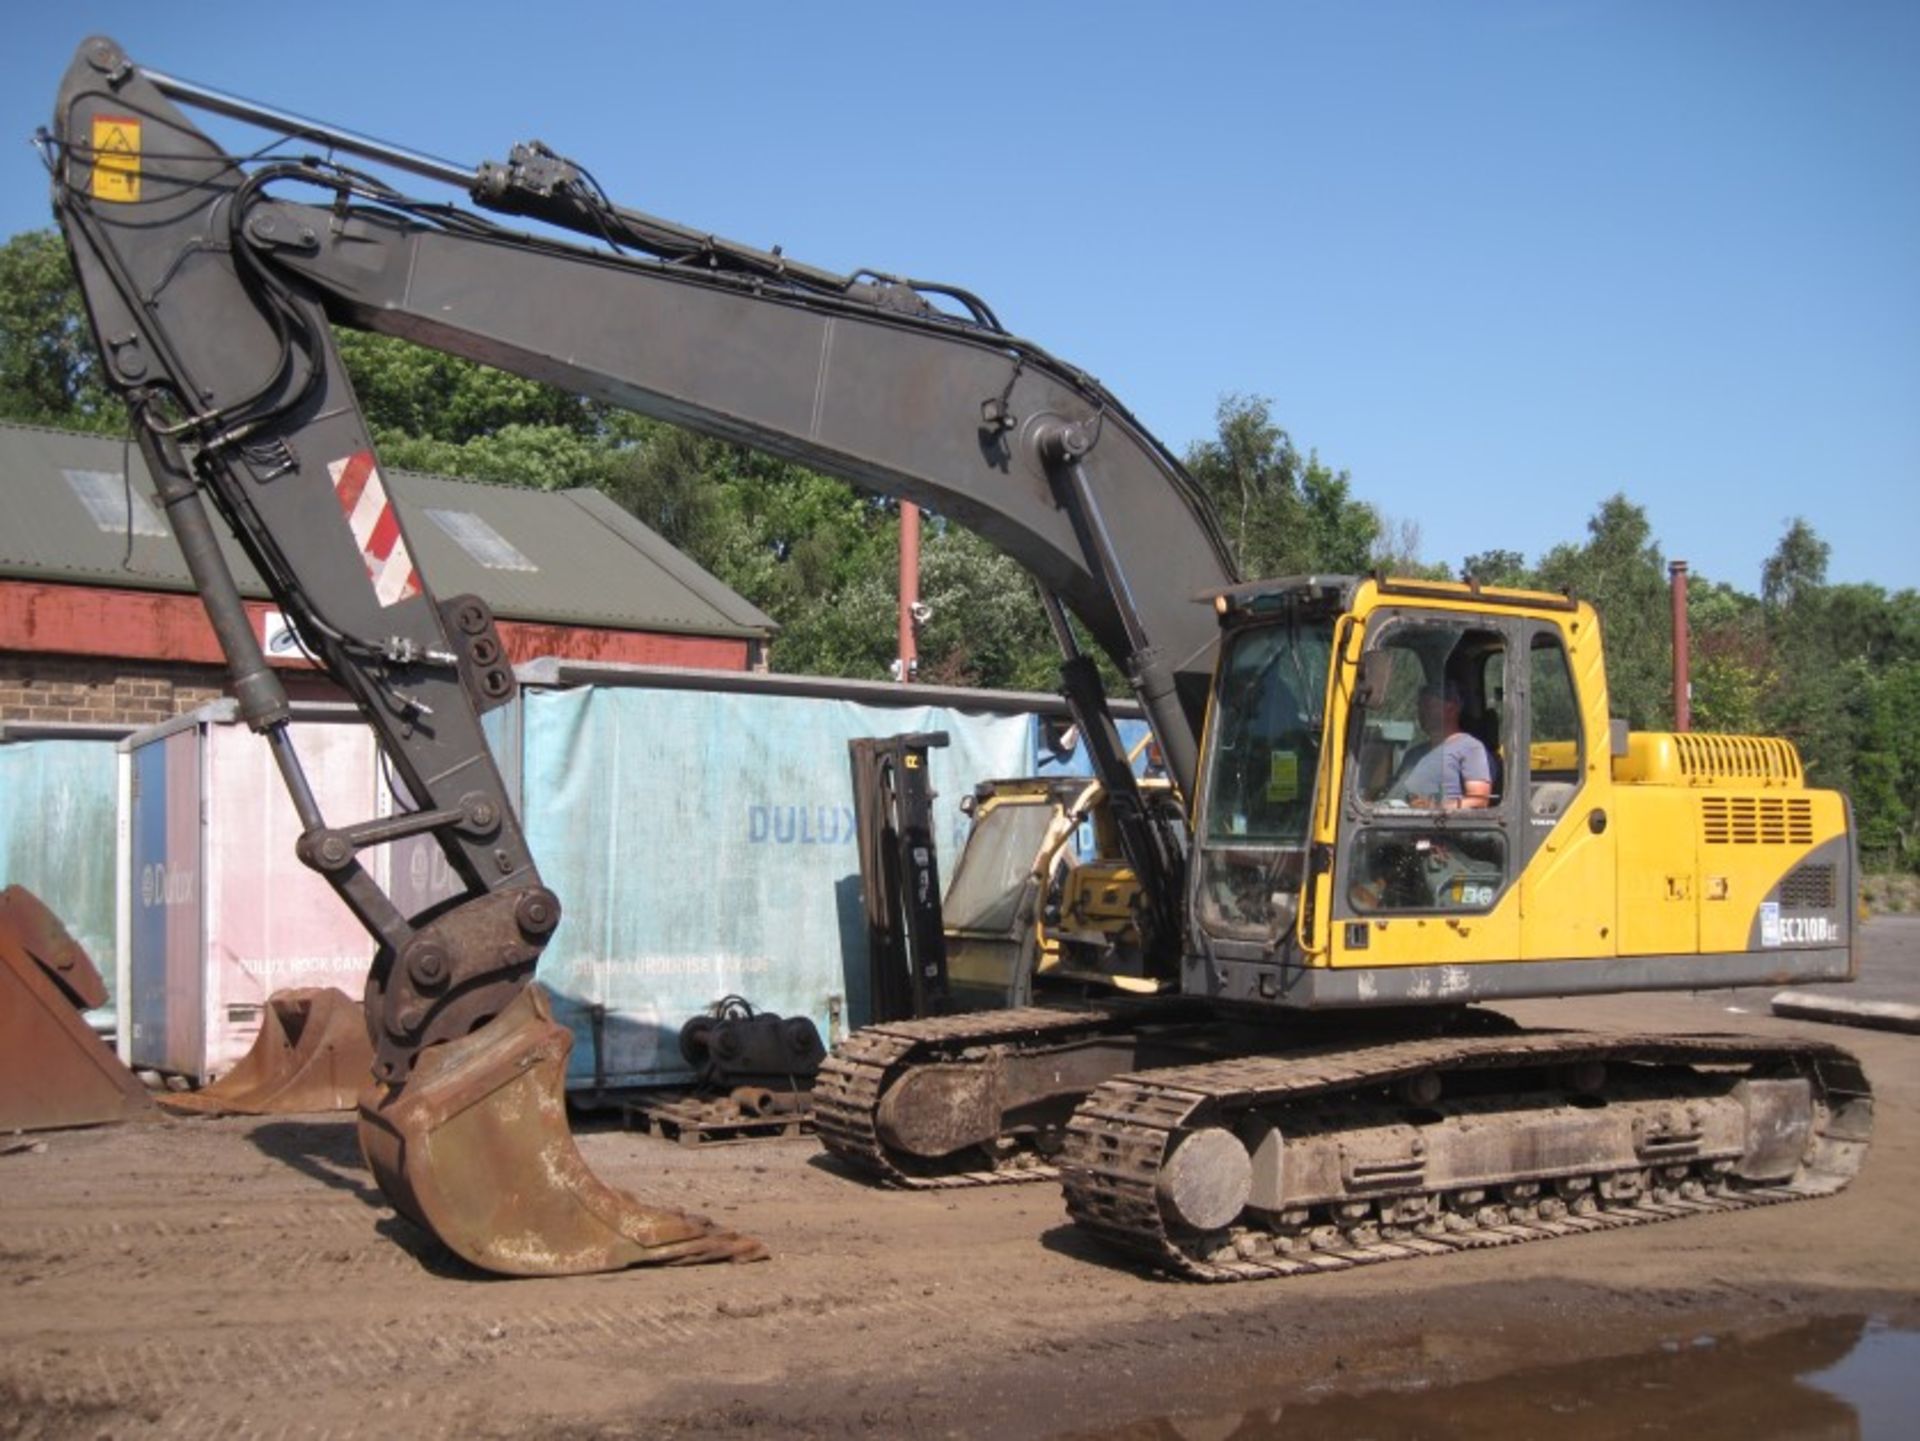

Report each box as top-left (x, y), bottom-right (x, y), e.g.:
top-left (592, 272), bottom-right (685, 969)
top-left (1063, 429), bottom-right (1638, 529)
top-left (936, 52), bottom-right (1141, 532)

top-left (159, 987), bottom-right (372, 1116)
top-left (357, 983), bottom-right (767, 1275)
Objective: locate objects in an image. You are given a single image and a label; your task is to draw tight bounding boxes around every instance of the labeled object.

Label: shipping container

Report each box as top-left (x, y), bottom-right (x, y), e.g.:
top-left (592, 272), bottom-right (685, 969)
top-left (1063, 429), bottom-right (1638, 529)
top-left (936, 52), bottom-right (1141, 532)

top-left (117, 702), bottom-right (387, 1081)
top-left (1029, 713), bottom-right (1155, 777)
top-left (513, 681), bottom-right (1027, 1088)
top-left (0, 731), bottom-right (122, 1029)
top-left (106, 664), bottom-right (1142, 1091)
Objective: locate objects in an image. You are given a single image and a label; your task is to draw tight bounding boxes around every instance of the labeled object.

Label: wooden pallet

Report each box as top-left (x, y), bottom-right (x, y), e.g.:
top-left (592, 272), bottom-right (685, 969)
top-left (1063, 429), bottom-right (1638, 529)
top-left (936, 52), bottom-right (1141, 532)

top-left (620, 1091), bottom-right (814, 1147)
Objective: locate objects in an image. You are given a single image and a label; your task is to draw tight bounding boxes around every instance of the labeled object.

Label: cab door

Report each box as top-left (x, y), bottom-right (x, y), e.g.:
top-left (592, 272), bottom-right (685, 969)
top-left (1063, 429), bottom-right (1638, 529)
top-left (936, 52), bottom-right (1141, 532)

top-left (1330, 608), bottom-right (1521, 970)
top-left (1516, 619), bottom-right (1617, 960)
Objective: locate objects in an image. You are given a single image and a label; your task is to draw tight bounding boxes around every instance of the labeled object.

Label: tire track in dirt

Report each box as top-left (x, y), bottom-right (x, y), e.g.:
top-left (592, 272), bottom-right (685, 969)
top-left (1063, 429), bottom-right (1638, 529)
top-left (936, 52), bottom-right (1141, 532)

top-left (2, 1201), bottom-right (415, 1285)
top-left (0, 1283), bottom-right (959, 1437)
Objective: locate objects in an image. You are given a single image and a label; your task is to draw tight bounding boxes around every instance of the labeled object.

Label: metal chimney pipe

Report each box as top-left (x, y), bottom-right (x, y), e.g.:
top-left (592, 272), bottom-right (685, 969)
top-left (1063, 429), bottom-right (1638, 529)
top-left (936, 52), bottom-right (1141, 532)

top-left (898, 501), bottom-right (921, 683)
top-left (1670, 560), bottom-right (1691, 732)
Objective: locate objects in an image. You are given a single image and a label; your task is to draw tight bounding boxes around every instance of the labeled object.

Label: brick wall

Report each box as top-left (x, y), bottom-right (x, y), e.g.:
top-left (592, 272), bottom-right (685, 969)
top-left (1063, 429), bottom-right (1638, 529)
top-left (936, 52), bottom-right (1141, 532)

top-left (0, 653), bottom-right (227, 727)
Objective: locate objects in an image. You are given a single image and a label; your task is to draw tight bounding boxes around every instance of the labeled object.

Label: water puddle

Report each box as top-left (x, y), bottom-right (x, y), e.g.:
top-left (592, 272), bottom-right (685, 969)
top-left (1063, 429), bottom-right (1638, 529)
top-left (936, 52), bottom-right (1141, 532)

top-left (1055, 1315), bottom-right (1919, 1440)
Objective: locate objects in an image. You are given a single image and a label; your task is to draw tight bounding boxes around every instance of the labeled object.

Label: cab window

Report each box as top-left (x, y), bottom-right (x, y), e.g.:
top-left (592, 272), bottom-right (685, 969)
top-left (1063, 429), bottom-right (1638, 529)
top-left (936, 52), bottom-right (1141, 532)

top-left (1344, 615), bottom-right (1510, 916)
top-left (1350, 619), bottom-right (1504, 814)
top-left (1526, 629), bottom-right (1583, 822)
top-left (1194, 616), bottom-right (1334, 941)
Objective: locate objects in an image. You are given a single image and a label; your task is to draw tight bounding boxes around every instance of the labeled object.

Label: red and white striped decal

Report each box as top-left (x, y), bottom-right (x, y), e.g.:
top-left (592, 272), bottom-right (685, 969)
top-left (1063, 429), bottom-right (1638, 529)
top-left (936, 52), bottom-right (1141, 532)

top-left (327, 450), bottom-right (420, 607)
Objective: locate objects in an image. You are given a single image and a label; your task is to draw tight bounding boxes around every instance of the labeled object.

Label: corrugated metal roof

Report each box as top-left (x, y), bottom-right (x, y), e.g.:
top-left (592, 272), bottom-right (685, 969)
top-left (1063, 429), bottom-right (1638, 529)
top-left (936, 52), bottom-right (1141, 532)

top-left (0, 422), bottom-right (774, 639)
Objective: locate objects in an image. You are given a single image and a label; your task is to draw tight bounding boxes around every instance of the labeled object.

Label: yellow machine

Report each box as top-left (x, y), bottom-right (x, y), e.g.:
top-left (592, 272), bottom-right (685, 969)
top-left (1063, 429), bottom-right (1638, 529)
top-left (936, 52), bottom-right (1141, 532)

top-left (946, 573), bottom-right (1851, 1013)
top-left (1187, 574), bottom-right (1852, 1004)
top-left (941, 751), bottom-right (1180, 1011)
top-left (821, 575), bottom-right (1869, 1280)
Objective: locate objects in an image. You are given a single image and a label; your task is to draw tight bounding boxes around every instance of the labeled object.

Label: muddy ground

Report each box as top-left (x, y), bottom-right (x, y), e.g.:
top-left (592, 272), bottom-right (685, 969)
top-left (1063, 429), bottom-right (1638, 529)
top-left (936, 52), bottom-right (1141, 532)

top-left (4, 925), bottom-right (1917, 1440)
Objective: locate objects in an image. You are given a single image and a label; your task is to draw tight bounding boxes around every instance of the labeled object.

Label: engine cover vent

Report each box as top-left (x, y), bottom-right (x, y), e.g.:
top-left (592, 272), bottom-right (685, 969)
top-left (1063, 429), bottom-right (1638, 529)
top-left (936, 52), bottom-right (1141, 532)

top-left (1673, 733), bottom-right (1804, 784)
top-left (1701, 795), bottom-right (1815, 846)
top-left (1777, 863), bottom-right (1837, 908)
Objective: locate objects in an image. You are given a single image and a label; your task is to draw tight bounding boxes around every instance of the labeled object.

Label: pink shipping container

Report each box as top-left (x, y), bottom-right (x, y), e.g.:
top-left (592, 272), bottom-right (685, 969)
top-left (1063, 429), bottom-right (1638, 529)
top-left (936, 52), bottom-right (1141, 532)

top-left (117, 701), bottom-right (387, 1081)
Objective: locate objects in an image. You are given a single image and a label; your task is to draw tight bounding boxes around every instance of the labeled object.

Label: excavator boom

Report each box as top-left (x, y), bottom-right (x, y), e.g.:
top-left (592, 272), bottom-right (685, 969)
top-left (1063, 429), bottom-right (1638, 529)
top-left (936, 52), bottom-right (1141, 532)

top-left (45, 36), bottom-right (1235, 1275)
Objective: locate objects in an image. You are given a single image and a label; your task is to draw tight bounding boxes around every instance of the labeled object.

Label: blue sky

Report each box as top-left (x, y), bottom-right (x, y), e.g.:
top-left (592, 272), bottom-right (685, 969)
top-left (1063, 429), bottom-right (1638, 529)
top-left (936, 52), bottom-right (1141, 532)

top-left (4, 2), bottom-right (1914, 590)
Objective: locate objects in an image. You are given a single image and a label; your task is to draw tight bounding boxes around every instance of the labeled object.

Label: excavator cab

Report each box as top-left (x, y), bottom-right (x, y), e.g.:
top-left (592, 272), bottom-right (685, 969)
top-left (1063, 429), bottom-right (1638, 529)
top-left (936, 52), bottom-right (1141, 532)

top-left (1188, 575), bottom-right (1602, 980)
top-left (1189, 575), bottom-right (1553, 972)
top-left (1188, 580), bottom-right (1343, 951)
top-left (1188, 574), bottom-right (1857, 1009)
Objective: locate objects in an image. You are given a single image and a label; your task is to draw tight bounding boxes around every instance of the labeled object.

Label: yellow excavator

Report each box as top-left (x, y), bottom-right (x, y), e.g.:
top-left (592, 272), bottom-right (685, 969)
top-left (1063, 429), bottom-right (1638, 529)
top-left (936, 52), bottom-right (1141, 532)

top-left (832, 576), bottom-right (1869, 1275)
top-left (46, 37), bottom-right (1868, 1280)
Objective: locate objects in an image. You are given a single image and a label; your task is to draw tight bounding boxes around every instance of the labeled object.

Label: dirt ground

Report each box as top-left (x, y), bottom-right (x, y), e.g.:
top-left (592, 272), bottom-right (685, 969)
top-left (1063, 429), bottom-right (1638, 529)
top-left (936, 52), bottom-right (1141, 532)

top-left (4, 930), bottom-right (1917, 1440)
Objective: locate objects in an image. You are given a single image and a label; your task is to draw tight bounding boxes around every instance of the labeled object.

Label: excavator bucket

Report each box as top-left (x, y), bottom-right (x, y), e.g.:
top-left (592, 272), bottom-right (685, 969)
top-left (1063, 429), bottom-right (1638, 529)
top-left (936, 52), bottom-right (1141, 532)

top-left (158, 987), bottom-right (373, 1117)
top-left (0, 886), bottom-right (154, 1131)
top-left (357, 983), bottom-right (768, 1276)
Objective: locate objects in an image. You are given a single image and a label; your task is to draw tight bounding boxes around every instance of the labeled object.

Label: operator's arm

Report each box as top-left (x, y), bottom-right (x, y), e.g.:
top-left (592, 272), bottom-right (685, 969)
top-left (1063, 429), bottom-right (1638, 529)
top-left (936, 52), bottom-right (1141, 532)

top-left (1452, 738), bottom-right (1493, 810)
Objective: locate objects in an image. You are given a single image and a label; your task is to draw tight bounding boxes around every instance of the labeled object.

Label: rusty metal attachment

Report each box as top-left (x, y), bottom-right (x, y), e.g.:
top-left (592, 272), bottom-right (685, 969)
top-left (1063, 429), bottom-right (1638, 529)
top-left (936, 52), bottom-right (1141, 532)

top-left (158, 987), bottom-right (373, 1116)
top-left (623, 1084), bottom-right (815, 1147)
top-left (357, 982), bottom-right (768, 1275)
top-left (0, 886), bottom-right (154, 1132)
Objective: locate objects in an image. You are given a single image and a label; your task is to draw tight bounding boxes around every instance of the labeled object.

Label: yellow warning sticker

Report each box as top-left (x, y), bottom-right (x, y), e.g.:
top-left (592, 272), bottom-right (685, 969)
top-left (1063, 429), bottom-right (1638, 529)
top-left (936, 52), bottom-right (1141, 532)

top-left (90, 115), bottom-right (141, 203)
top-left (1266, 750), bottom-right (1300, 803)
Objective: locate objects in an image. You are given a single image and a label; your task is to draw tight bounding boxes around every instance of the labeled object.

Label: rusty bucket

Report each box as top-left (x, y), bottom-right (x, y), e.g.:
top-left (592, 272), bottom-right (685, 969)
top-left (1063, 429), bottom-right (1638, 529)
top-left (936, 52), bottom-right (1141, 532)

top-left (357, 983), bottom-right (768, 1276)
top-left (0, 885), bottom-right (153, 1131)
top-left (158, 987), bottom-right (373, 1117)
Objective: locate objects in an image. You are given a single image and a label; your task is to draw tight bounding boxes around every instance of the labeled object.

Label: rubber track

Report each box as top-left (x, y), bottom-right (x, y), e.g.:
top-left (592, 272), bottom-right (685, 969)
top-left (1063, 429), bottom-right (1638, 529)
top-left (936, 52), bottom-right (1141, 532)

top-left (1061, 1029), bottom-right (1873, 1282)
top-left (814, 1007), bottom-right (1135, 1188)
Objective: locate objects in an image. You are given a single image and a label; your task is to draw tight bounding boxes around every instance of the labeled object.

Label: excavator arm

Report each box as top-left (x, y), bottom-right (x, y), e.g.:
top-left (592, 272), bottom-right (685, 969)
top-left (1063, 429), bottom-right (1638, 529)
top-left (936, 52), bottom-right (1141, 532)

top-left (45, 37), bottom-right (1236, 1274)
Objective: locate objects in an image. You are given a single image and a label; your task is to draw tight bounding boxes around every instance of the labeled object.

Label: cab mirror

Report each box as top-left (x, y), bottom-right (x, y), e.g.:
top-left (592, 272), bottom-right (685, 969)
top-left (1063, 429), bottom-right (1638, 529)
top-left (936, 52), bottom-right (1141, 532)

top-left (1356, 652), bottom-right (1393, 709)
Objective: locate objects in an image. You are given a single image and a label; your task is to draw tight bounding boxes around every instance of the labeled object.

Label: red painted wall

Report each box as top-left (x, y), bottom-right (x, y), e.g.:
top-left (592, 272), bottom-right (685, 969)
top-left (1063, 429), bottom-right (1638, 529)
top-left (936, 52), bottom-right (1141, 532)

top-left (0, 579), bottom-right (751, 671)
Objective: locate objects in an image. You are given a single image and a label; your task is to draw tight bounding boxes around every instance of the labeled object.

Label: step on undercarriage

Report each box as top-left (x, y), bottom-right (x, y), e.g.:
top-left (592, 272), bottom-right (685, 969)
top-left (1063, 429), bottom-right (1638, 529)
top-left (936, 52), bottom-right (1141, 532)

top-left (1060, 1030), bottom-right (1872, 1282)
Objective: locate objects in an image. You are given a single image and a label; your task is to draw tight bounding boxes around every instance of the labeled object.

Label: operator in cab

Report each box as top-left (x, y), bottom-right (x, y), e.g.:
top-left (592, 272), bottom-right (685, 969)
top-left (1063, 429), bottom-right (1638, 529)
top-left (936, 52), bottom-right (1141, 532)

top-left (1385, 682), bottom-right (1492, 811)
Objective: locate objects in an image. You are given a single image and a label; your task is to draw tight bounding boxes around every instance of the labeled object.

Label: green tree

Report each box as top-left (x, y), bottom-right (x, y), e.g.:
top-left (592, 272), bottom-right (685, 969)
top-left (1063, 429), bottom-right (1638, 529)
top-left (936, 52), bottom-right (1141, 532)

top-left (1535, 495), bottom-right (1671, 728)
top-left (1686, 577), bottom-right (1770, 735)
top-left (1760, 517), bottom-right (1830, 612)
top-left (1183, 394), bottom-right (1379, 577)
top-left (0, 229), bottom-right (121, 432)
top-left (335, 331), bottom-right (598, 445)
top-left (596, 418), bottom-right (724, 557)
top-left (373, 424), bottom-right (626, 493)
top-left (1740, 520), bottom-right (1920, 868)
top-left (1460, 548), bottom-right (1533, 587)
top-left (1759, 523), bottom-right (1863, 792)
top-left (1366, 515), bottom-right (1450, 580)
top-left (914, 527), bottom-right (1060, 692)
top-left (1851, 660), bottom-right (1920, 868)
top-left (673, 439), bottom-right (900, 678)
